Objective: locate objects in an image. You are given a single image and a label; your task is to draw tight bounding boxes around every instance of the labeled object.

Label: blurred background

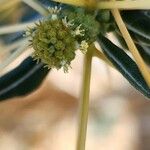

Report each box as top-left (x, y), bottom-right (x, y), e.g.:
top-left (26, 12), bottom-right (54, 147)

top-left (0, 1), bottom-right (150, 150)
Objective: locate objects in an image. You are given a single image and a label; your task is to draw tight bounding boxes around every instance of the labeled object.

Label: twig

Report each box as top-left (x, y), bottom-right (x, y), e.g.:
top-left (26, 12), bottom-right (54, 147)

top-left (53, 0), bottom-right (150, 10)
top-left (0, 22), bottom-right (35, 35)
top-left (111, 3), bottom-right (150, 86)
top-left (97, 0), bottom-right (150, 10)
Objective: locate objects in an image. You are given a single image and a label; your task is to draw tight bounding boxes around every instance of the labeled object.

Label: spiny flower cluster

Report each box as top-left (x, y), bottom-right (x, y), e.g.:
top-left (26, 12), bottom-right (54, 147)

top-left (62, 9), bottom-right (100, 44)
top-left (30, 19), bottom-right (76, 72)
top-left (26, 6), bottom-right (100, 72)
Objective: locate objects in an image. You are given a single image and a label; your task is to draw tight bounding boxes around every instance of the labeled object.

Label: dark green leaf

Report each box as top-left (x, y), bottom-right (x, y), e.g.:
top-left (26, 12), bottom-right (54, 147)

top-left (121, 10), bottom-right (150, 40)
top-left (130, 31), bottom-right (150, 47)
top-left (112, 30), bottom-right (150, 65)
top-left (0, 57), bottom-right (49, 101)
top-left (98, 35), bottom-right (150, 98)
top-left (136, 44), bottom-right (150, 65)
top-left (130, 32), bottom-right (150, 65)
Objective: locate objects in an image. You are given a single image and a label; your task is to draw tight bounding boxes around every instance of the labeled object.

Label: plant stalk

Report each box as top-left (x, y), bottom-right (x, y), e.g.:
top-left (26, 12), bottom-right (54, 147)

top-left (97, 1), bottom-right (150, 10)
top-left (111, 8), bottom-right (150, 87)
top-left (0, 22), bottom-right (35, 35)
top-left (53, 0), bottom-right (150, 10)
top-left (76, 44), bottom-right (94, 150)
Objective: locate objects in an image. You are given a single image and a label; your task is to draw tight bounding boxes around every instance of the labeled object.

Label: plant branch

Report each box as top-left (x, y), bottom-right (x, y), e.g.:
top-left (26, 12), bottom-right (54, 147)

top-left (76, 44), bottom-right (94, 150)
top-left (53, 0), bottom-right (150, 10)
top-left (52, 0), bottom-right (88, 7)
top-left (97, 0), bottom-right (150, 10)
top-left (111, 5), bottom-right (150, 86)
top-left (0, 22), bottom-right (35, 35)
top-left (22, 0), bottom-right (49, 16)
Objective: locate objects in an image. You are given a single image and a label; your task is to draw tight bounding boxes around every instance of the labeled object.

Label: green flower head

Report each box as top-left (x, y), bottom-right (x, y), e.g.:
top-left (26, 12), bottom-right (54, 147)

top-left (30, 19), bottom-right (76, 72)
top-left (26, 6), bottom-right (100, 72)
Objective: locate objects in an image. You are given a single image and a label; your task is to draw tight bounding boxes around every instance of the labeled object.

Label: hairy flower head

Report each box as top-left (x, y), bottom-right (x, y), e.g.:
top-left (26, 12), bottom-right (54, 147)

top-left (26, 6), bottom-right (100, 72)
top-left (61, 8), bottom-right (100, 43)
top-left (30, 19), bottom-right (76, 72)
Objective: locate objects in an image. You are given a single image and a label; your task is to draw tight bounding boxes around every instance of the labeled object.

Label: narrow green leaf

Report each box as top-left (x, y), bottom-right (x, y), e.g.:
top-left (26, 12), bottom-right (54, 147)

top-left (121, 10), bottom-right (150, 40)
top-left (136, 44), bottom-right (150, 65)
top-left (98, 35), bottom-right (150, 98)
top-left (0, 57), bottom-right (49, 101)
top-left (113, 30), bottom-right (150, 65)
top-left (130, 31), bottom-right (150, 47)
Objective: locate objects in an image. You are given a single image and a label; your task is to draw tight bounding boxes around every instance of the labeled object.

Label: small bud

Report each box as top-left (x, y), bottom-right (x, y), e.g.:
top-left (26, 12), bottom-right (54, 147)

top-left (50, 37), bottom-right (57, 44)
top-left (79, 40), bottom-right (89, 54)
top-left (62, 16), bottom-right (74, 27)
top-left (57, 30), bottom-right (67, 40)
top-left (55, 41), bottom-right (65, 50)
top-left (48, 6), bottom-right (61, 14)
top-left (73, 24), bottom-right (85, 36)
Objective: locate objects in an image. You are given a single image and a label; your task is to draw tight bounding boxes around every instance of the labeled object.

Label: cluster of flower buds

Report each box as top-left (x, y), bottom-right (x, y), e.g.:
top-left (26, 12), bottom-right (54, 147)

top-left (26, 6), bottom-right (100, 72)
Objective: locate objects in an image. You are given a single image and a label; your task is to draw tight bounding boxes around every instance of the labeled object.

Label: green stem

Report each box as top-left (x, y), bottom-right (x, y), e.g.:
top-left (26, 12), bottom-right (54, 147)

top-left (98, 1), bottom-right (150, 10)
top-left (76, 44), bottom-right (94, 150)
top-left (0, 22), bottom-right (35, 35)
top-left (111, 8), bottom-right (150, 86)
top-left (53, 0), bottom-right (150, 10)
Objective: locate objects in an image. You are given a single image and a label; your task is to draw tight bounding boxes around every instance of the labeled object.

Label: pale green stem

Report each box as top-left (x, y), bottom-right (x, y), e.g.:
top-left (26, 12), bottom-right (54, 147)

top-left (76, 44), bottom-right (94, 150)
top-left (98, 1), bottom-right (150, 10)
top-left (53, 0), bottom-right (150, 10)
top-left (22, 0), bottom-right (48, 16)
top-left (0, 22), bottom-right (35, 35)
top-left (0, 40), bottom-right (29, 73)
top-left (52, 0), bottom-right (86, 7)
top-left (111, 8), bottom-right (150, 86)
